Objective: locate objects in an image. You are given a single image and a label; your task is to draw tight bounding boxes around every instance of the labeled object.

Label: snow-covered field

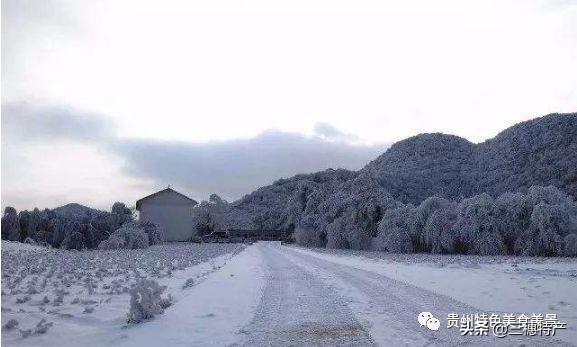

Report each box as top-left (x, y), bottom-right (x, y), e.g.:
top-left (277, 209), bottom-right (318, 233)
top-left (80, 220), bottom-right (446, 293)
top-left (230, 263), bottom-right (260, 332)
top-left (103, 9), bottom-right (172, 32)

top-left (1, 241), bottom-right (248, 346)
top-left (2, 241), bottom-right (576, 346)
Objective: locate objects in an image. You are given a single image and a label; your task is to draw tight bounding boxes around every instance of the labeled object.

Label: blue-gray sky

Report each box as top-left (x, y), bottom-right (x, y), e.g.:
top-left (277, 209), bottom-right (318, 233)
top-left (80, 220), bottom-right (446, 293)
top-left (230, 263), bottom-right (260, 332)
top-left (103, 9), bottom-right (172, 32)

top-left (2, 0), bottom-right (576, 210)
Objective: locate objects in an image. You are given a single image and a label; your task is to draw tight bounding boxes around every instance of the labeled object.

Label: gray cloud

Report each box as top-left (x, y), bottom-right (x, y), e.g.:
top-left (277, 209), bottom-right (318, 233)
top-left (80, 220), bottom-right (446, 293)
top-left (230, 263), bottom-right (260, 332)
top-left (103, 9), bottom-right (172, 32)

top-left (114, 132), bottom-right (386, 201)
top-left (2, 102), bottom-right (388, 205)
top-left (1, 102), bottom-right (115, 142)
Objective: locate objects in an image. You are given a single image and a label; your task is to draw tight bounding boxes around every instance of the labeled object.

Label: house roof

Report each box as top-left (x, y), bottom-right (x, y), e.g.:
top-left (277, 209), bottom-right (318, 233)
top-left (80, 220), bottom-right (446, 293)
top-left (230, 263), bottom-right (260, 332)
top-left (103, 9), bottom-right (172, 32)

top-left (136, 188), bottom-right (198, 210)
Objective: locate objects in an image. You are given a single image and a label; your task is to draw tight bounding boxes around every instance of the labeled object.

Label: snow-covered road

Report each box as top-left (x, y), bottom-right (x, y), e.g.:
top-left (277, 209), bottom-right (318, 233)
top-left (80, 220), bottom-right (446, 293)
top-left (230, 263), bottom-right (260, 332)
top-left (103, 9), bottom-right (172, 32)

top-left (241, 243), bottom-right (374, 346)
top-left (242, 242), bottom-right (573, 346)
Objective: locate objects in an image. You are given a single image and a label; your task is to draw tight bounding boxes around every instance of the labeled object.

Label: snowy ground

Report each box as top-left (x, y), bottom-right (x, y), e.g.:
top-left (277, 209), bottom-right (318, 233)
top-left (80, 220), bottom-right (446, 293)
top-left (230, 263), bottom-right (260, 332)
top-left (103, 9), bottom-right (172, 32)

top-left (2, 241), bottom-right (576, 346)
top-left (1, 241), bottom-right (247, 346)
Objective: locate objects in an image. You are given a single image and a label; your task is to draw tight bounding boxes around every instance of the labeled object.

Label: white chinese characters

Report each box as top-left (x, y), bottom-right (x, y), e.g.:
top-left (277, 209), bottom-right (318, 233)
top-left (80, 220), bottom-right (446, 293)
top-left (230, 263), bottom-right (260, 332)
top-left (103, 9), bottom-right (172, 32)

top-left (447, 312), bottom-right (566, 337)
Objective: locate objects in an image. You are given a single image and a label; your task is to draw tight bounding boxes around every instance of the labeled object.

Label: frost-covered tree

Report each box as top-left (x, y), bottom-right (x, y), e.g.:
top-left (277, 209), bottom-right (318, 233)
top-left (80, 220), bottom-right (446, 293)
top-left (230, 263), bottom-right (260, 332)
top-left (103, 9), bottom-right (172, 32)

top-left (59, 221), bottom-right (100, 250)
top-left (112, 202), bottom-right (132, 215)
top-left (410, 196), bottom-right (453, 252)
top-left (294, 215), bottom-right (326, 248)
top-left (515, 203), bottom-right (577, 256)
top-left (373, 205), bottom-right (415, 253)
top-left (18, 210), bottom-right (31, 240)
top-left (494, 192), bottom-right (528, 253)
top-left (452, 193), bottom-right (507, 255)
top-left (564, 234), bottom-right (577, 257)
top-left (423, 202), bottom-right (459, 253)
top-left (2, 207), bottom-right (21, 241)
top-left (325, 217), bottom-right (350, 249)
top-left (27, 208), bottom-right (43, 241)
top-left (50, 218), bottom-right (67, 248)
top-left (192, 194), bottom-right (230, 236)
top-left (524, 185), bottom-right (573, 208)
top-left (108, 202), bottom-right (134, 231)
top-left (60, 223), bottom-right (86, 250)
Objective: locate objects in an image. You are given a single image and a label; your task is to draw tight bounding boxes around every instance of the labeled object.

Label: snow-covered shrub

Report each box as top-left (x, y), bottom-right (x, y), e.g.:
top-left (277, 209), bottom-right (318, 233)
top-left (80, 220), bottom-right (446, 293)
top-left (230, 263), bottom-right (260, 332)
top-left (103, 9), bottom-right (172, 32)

top-left (23, 237), bottom-right (36, 244)
top-left (313, 179), bottom-right (399, 250)
top-left (127, 279), bottom-right (172, 323)
top-left (136, 221), bottom-right (164, 245)
top-left (3, 319), bottom-right (19, 330)
top-left (410, 196), bottom-right (453, 252)
top-left (495, 192), bottom-right (528, 252)
top-left (373, 205), bottom-right (415, 252)
top-left (34, 319), bottom-right (53, 334)
top-left (373, 226), bottom-right (413, 253)
top-left (98, 234), bottom-right (125, 250)
top-left (423, 203), bottom-right (458, 253)
top-left (2, 207), bottom-right (21, 241)
top-left (182, 278), bottom-right (195, 289)
top-left (563, 233), bottom-right (577, 257)
top-left (294, 215), bottom-right (326, 247)
top-left (98, 225), bottom-right (149, 250)
top-left (325, 217), bottom-right (349, 249)
top-left (515, 203), bottom-right (577, 256)
top-left (60, 222), bottom-right (85, 250)
top-left (453, 193), bottom-right (507, 255)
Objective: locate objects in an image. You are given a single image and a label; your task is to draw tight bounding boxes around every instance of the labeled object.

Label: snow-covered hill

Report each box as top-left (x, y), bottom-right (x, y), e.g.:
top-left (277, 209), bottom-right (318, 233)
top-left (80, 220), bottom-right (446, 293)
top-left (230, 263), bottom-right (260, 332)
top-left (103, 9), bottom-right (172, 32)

top-left (207, 113), bottom-right (577, 255)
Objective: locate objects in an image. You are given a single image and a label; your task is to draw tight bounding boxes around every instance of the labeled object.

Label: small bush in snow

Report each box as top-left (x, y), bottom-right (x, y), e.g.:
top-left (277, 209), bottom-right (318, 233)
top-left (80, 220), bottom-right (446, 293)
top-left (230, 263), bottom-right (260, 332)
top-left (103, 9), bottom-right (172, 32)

top-left (127, 279), bottom-right (172, 324)
top-left (182, 278), bottom-right (195, 289)
top-left (98, 234), bottom-right (126, 250)
top-left (34, 319), bottom-right (53, 334)
top-left (136, 221), bottom-right (165, 245)
top-left (98, 225), bottom-right (149, 250)
top-left (3, 319), bottom-right (19, 330)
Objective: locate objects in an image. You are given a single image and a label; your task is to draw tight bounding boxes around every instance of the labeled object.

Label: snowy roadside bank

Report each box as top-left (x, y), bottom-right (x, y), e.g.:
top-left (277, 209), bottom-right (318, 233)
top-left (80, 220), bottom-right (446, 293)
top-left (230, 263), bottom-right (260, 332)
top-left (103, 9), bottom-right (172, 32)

top-left (287, 245), bottom-right (577, 344)
top-left (116, 243), bottom-right (265, 346)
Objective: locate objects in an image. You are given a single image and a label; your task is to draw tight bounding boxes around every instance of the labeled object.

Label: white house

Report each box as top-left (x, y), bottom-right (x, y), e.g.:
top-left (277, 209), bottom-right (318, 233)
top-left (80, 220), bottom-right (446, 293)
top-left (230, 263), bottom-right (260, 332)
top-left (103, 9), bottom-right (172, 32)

top-left (136, 188), bottom-right (197, 241)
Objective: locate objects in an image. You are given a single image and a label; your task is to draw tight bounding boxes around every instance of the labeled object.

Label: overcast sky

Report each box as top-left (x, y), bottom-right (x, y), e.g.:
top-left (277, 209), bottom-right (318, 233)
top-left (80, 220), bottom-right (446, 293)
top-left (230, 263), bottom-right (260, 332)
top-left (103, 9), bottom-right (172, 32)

top-left (2, 0), bottom-right (576, 211)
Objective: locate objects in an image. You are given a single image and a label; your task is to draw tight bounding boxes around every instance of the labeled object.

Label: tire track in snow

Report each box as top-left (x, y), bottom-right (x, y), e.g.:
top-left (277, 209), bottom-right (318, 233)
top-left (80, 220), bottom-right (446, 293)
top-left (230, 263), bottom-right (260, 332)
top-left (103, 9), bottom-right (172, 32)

top-left (240, 242), bottom-right (375, 346)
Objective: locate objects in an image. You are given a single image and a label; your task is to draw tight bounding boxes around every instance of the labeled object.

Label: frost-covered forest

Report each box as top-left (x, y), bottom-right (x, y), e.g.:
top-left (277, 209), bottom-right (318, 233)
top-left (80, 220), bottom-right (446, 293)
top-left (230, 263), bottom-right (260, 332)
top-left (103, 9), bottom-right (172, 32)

top-left (3, 113), bottom-right (577, 256)
top-left (193, 113), bottom-right (577, 256)
top-left (0, 202), bottom-right (163, 251)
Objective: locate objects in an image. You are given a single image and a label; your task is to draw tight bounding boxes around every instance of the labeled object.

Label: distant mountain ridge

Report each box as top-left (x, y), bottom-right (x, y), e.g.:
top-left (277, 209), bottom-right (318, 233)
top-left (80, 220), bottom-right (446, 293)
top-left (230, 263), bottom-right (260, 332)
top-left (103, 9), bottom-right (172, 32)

top-left (52, 203), bottom-right (106, 220)
top-left (363, 112), bottom-right (577, 204)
